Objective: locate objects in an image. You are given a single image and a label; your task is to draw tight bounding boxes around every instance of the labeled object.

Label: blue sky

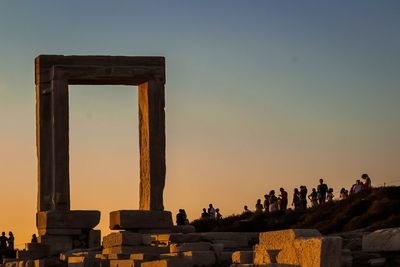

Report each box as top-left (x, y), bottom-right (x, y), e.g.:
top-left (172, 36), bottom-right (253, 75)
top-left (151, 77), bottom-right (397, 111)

top-left (0, 0), bottom-right (399, 244)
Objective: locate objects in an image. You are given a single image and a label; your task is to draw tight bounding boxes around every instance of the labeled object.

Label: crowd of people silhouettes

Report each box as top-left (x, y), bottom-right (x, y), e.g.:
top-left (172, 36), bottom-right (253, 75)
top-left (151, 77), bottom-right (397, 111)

top-left (193, 173), bottom-right (373, 221)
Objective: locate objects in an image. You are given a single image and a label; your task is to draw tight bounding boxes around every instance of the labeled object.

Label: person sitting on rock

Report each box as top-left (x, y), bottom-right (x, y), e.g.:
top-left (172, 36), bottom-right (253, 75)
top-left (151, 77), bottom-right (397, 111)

top-left (0, 232), bottom-right (8, 250)
top-left (208, 204), bottom-right (216, 219)
top-left (201, 208), bottom-right (209, 219)
top-left (176, 209), bottom-right (186, 225)
top-left (243, 205), bottom-right (252, 214)
top-left (255, 199), bottom-right (263, 213)
top-left (308, 188), bottom-right (318, 207)
top-left (216, 208), bottom-right (223, 220)
top-left (7, 232), bottom-right (14, 250)
top-left (31, 234), bottom-right (38, 244)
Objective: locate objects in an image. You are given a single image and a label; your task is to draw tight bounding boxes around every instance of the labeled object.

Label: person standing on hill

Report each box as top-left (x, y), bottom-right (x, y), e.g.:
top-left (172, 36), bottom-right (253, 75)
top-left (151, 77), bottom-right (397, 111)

top-left (362, 173), bottom-right (372, 190)
top-left (269, 190), bottom-right (278, 212)
top-left (0, 232), bottom-right (8, 250)
top-left (317, 179), bottom-right (328, 204)
top-left (300, 186), bottom-right (308, 209)
top-left (176, 209), bottom-right (186, 225)
top-left (255, 199), bottom-right (263, 213)
top-left (279, 188), bottom-right (288, 211)
top-left (201, 208), bottom-right (209, 219)
top-left (308, 188), bottom-right (318, 207)
top-left (292, 188), bottom-right (301, 210)
top-left (7, 232), bottom-right (14, 250)
top-left (208, 204), bottom-right (216, 219)
top-left (263, 194), bottom-right (270, 213)
top-left (327, 188), bottom-right (335, 202)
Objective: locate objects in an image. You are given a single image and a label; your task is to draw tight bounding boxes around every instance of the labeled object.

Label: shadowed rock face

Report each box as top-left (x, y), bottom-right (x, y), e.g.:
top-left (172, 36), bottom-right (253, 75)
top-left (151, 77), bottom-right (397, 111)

top-left (35, 55), bottom-right (166, 213)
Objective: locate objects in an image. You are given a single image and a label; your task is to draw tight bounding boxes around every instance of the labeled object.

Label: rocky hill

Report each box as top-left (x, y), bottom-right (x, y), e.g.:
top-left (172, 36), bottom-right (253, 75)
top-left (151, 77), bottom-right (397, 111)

top-left (192, 186), bottom-right (400, 235)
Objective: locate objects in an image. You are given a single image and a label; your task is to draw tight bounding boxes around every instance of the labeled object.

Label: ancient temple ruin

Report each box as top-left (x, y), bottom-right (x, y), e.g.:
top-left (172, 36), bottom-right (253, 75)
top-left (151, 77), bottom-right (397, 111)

top-left (34, 55), bottom-right (172, 252)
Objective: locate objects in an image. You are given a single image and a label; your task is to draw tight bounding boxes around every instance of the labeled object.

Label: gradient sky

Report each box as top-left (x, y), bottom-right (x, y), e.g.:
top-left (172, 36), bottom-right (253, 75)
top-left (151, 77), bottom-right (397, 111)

top-left (0, 1), bottom-right (399, 247)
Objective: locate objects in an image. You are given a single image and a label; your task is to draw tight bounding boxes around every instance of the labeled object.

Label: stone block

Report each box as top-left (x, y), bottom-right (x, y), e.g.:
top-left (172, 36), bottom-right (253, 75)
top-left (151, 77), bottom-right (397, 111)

top-left (38, 228), bottom-right (82, 236)
top-left (258, 229), bottom-right (321, 250)
top-left (201, 232), bottom-right (251, 242)
top-left (109, 260), bottom-right (136, 267)
top-left (169, 242), bottom-right (211, 253)
top-left (103, 232), bottom-right (143, 248)
top-left (103, 246), bottom-right (169, 255)
top-left (171, 226), bottom-right (195, 234)
top-left (211, 243), bottom-right (224, 252)
top-left (16, 250), bottom-right (47, 260)
top-left (138, 229), bottom-right (172, 234)
top-left (362, 227), bottom-right (400, 252)
top-left (68, 256), bottom-right (101, 267)
top-left (130, 253), bottom-right (161, 261)
top-left (212, 240), bottom-right (248, 248)
top-left (151, 234), bottom-right (202, 244)
top-left (277, 236), bottom-right (342, 267)
top-left (110, 211), bottom-right (173, 230)
top-left (161, 251), bottom-right (215, 266)
top-left (88, 230), bottom-right (101, 248)
top-left (232, 251), bottom-right (253, 264)
top-left (24, 243), bottom-right (50, 253)
top-left (216, 251), bottom-right (233, 264)
top-left (38, 235), bottom-right (73, 255)
top-left (37, 210), bottom-right (100, 229)
top-left (140, 258), bottom-right (192, 267)
top-left (105, 254), bottom-right (130, 260)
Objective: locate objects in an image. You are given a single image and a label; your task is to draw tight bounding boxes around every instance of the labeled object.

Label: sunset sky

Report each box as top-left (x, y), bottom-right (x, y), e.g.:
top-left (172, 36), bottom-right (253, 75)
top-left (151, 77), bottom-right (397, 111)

top-left (0, 1), bottom-right (399, 246)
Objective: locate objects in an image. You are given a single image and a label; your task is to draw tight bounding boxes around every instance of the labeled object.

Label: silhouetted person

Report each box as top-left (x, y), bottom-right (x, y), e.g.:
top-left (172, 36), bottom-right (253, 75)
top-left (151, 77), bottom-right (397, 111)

top-left (208, 204), bottom-right (216, 219)
top-left (317, 179), bottom-right (328, 204)
top-left (340, 188), bottom-right (349, 199)
top-left (351, 180), bottom-right (363, 194)
top-left (8, 232), bottom-right (14, 250)
top-left (292, 188), bottom-right (301, 210)
top-left (269, 190), bottom-right (278, 212)
top-left (176, 209), bottom-right (186, 225)
top-left (182, 209), bottom-right (189, 224)
top-left (263, 194), bottom-right (269, 213)
top-left (255, 199), bottom-right (263, 213)
top-left (327, 188), bottom-right (334, 202)
top-left (201, 208), bottom-right (209, 219)
top-left (243, 205), bottom-right (252, 214)
top-left (308, 188), bottom-right (318, 207)
top-left (361, 173), bottom-right (372, 190)
top-left (300, 186), bottom-right (308, 209)
top-left (0, 232), bottom-right (8, 249)
top-left (31, 234), bottom-right (38, 244)
top-left (279, 188), bottom-right (288, 211)
top-left (216, 208), bottom-right (222, 220)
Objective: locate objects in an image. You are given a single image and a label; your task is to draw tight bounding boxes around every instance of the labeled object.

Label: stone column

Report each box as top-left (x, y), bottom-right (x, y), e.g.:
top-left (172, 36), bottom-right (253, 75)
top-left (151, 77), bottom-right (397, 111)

top-left (36, 82), bottom-right (54, 211)
top-left (138, 80), bottom-right (166, 211)
top-left (50, 79), bottom-right (70, 210)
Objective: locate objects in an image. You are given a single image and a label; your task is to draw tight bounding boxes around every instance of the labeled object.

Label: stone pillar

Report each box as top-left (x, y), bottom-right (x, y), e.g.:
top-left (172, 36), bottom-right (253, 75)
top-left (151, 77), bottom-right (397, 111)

top-left (138, 80), bottom-right (166, 211)
top-left (36, 82), bottom-right (54, 212)
top-left (50, 78), bottom-right (70, 210)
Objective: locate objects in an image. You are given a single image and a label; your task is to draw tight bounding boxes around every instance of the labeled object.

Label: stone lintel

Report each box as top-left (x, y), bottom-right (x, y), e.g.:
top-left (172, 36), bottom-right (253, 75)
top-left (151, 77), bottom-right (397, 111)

top-left (109, 210), bottom-right (173, 230)
top-left (37, 210), bottom-right (100, 229)
top-left (35, 55), bottom-right (165, 85)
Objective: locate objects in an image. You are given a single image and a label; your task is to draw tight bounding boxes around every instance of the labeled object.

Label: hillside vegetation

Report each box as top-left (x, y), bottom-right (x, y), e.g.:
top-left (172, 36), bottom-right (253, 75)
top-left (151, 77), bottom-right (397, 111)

top-left (191, 186), bottom-right (400, 234)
